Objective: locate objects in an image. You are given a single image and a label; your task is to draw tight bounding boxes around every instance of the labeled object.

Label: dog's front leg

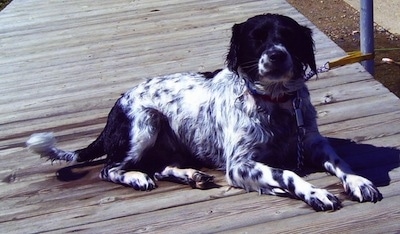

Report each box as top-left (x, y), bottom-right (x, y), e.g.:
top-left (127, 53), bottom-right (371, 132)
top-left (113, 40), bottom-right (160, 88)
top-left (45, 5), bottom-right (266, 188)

top-left (227, 161), bottom-right (341, 211)
top-left (304, 135), bottom-right (383, 203)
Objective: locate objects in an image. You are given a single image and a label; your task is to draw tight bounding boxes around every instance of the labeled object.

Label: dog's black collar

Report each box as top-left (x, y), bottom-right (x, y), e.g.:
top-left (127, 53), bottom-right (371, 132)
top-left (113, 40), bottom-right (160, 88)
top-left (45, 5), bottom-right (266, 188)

top-left (245, 80), bottom-right (295, 103)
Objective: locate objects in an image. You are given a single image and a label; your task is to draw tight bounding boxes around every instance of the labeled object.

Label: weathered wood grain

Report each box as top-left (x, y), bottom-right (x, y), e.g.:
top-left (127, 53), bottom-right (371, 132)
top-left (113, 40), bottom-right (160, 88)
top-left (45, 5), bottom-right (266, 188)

top-left (223, 195), bottom-right (400, 234)
top-left (1, 0), bottom-right (399, 233)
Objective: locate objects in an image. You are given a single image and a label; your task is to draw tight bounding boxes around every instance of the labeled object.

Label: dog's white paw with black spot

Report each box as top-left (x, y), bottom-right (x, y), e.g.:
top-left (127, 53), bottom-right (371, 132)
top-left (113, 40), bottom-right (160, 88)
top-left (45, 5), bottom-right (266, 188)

top-left (306, 188), bottom-right (341, 211)
top-left (123, 172), bottom-right (157, 191)
top-left (343, 174), bottom-right (383, 203)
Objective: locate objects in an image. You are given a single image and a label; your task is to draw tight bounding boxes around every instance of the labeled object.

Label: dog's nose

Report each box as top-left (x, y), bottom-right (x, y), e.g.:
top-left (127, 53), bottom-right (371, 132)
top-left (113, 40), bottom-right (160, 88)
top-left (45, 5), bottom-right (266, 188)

top-left (268, 49), bottom-right (287, 63)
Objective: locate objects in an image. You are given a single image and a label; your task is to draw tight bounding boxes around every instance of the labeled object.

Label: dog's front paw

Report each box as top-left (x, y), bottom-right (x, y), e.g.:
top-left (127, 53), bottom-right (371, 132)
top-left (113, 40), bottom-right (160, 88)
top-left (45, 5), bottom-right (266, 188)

top-left (343, 174), bottom-right (383, 203)
top-left (306, 188), bottom-right (342, 211)
top-left (123, 172), bottom-right (157, 191)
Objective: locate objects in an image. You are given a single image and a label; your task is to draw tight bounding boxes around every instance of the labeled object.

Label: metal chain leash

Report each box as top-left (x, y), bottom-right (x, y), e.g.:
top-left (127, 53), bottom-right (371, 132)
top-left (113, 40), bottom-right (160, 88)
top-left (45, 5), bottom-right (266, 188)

top-left (304, 62), bottom-right (330, 81)
top-left (293, 92), bottom-right (306, 170)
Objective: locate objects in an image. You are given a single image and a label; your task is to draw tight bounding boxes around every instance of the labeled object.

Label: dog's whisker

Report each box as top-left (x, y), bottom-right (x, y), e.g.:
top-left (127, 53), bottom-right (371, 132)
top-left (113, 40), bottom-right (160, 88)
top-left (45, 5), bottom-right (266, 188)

top-left (240, 64), bottom-right (258, 70)
top-left (239, 60), bottom-right (259, 67)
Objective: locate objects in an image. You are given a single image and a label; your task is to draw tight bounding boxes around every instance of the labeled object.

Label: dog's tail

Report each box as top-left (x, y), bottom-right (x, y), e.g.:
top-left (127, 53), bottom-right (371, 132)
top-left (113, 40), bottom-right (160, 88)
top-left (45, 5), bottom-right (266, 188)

top-left (26, 132), bottom-right (105, 163)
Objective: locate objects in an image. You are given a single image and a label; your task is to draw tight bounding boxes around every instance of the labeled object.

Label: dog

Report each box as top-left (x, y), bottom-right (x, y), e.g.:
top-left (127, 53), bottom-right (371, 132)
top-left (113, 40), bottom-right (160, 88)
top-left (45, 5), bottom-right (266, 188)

top-left (26, 14), bottom-right (382, 211)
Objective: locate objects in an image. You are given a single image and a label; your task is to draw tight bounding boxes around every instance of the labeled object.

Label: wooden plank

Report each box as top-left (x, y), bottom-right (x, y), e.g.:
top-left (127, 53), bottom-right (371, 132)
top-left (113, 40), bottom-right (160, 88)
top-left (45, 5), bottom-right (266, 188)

top-left (315, 93), bottom-right (400, 125)
top-left (222, 195), bottom-right (400, 234)
top-left (6, 179), bottom-right (396, 233)
top-left (320, 110), bottom-right (400, 143)
top-left (362, 134), bottom-right (400, 148)
top-left (2, 161), bottom-right (398, 233)
top-left (1, 0), bottom-right (399, 233)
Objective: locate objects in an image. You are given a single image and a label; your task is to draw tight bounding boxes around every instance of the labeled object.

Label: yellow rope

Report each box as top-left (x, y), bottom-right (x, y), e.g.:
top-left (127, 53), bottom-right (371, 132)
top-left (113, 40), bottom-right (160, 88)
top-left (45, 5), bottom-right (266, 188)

top-left (328, 51), bottom-right (375, 69)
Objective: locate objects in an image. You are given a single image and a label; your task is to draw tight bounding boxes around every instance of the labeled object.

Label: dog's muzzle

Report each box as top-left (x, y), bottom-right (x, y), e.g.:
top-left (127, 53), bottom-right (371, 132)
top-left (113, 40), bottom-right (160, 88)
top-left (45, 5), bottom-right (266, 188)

top-left (258, 45), bottom-right (293, 80)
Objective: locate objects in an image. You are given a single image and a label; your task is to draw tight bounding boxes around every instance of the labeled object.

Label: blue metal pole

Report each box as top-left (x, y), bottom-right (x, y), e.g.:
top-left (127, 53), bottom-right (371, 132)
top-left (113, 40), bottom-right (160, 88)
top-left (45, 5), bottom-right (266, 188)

top-left (360, 0), bottom-right (374, 75)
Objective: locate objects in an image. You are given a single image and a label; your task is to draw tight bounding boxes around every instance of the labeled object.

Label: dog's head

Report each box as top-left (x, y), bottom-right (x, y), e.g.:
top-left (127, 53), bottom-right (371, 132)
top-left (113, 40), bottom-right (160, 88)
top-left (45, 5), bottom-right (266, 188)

top-left (226, 14), bottom-right (316, 95)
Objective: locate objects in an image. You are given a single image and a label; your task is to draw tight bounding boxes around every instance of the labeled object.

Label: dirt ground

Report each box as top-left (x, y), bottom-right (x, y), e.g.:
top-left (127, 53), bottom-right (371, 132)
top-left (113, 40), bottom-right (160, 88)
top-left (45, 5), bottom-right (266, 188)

top-left (1, 0), bottom-right (399, 96)
top-left (288, 0), bottom-right (400, 97)
top-left (0, 0), bottom-right (10, 10)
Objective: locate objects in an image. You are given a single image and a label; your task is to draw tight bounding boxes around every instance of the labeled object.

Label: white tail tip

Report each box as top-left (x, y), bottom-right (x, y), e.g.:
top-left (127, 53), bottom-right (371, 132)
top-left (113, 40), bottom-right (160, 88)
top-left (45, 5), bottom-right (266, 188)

top-left (26, 132), bottom-right (57, 155)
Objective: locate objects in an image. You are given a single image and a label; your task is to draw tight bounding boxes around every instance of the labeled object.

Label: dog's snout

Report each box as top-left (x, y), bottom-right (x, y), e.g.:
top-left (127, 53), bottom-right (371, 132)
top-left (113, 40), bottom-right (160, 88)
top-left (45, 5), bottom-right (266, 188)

top-left (267, 49), bottom-right (287, 63)
top-left (258, 44), bottom-right (293, 79)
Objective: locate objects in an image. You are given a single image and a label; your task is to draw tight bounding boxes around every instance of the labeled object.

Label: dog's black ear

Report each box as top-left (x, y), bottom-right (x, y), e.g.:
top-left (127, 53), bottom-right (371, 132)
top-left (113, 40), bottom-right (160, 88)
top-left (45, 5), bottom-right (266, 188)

top-left (300, 25), bottom-right (317, 74)
top-left (226, 23), bottom-right (242, 73)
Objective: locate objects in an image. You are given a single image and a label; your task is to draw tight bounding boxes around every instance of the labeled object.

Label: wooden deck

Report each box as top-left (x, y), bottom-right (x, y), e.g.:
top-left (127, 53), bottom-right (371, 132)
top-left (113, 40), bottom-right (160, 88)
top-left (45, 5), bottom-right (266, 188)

top-left (1, 0), bottom-right (399, 233)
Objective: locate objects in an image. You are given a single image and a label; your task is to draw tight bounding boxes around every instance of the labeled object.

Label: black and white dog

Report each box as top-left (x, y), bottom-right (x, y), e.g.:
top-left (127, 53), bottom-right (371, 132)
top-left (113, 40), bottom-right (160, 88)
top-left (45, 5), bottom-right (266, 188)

top-left (27, 14), bottom-right (382, 211)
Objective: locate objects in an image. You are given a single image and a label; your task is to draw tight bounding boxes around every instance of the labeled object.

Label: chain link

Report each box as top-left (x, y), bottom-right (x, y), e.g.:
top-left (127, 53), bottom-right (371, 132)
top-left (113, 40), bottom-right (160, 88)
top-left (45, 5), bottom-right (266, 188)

top-left (296, 126), bottom-right (306, 170)
top-left (293, 94), bottom-right (306, 171)
top-left (304, 62), bottom-right (330, 81)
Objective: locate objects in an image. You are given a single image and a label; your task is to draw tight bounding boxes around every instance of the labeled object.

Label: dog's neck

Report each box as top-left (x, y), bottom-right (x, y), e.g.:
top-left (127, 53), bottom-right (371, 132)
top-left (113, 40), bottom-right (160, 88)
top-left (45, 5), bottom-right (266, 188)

top-left (246, 80), bottom-right (295, 103)
top-left (244, 78), bottom-right (302, 103)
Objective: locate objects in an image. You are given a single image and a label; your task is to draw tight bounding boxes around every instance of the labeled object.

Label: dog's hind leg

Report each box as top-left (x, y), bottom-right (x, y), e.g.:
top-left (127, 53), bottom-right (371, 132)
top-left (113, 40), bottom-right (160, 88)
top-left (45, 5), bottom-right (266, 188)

top-left (154, 166), bottom-right (215, 189)
top-left (100, 162), bottom-right (157, 190)
top-left (97, 107), bottom-right (168, 190)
